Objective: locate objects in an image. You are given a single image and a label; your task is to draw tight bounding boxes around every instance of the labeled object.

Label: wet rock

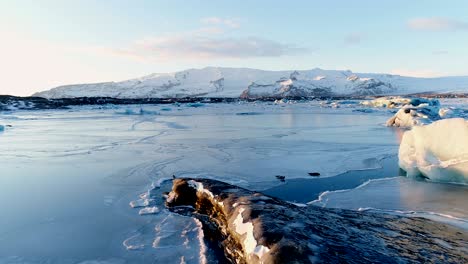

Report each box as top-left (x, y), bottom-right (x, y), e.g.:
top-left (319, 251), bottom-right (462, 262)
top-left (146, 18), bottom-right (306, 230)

top-left (166, 178), bottom-right (467, 264)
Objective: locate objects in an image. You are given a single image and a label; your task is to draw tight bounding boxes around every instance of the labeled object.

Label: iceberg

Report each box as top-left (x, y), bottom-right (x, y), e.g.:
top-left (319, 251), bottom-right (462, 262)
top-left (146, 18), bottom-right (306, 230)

top-left (361, 96), bottom-right (411, 108)
top-left (398, 118), bottom-right (468, 183)
top-left (386, 98), bottom-right (441, 127)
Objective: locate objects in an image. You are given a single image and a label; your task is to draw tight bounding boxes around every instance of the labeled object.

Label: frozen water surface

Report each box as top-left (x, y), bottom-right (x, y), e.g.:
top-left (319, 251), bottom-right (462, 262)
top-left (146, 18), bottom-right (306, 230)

top-left (310, 177), bottom-right (468, 230)
top-left (0, 100), bottom-right (466, 263)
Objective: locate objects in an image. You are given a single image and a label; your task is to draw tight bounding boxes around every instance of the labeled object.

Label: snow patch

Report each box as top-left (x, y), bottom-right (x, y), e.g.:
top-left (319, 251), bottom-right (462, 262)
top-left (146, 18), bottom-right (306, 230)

top-left (187, 180), bottom-right (214, 198)
top-left (233, 207), bottom-right (270, 260)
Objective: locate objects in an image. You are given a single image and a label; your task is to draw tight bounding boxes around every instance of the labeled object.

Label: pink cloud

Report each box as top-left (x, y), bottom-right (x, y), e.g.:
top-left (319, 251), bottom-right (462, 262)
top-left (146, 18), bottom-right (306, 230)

top-left (407, 17), bottom-right (468, 31)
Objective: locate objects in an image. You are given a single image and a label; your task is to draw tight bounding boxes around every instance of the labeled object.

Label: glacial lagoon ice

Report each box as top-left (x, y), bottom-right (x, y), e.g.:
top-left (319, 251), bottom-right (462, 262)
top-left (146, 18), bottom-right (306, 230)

top-left (0, 99), bottom-right (467, 263)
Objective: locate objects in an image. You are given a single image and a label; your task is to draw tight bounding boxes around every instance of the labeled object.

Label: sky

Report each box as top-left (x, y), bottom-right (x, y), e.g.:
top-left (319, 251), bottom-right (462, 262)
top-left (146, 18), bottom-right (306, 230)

top-left (1, 0), bottom-right (468, 96)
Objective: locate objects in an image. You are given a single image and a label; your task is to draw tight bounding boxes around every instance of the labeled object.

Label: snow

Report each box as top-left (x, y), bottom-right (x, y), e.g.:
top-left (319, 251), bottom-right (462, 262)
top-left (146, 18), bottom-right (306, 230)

top-left (233, 207), bottom-right (270, 260)
top-left (33, 67), bottom-right (468, 99)
top-left (188, 180), bottom-right (214, 198)
top-left (398, 118), bottom-right (468, 184)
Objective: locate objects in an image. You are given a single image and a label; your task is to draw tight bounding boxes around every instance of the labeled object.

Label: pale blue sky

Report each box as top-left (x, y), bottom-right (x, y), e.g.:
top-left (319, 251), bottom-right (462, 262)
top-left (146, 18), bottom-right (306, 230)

top-left (1, 0), bottom-right (468, 95)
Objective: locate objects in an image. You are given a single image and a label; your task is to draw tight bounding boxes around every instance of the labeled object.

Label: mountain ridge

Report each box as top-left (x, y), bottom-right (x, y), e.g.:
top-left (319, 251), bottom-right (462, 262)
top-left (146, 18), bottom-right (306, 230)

top-left (33, 67), bottom-right (468, 99)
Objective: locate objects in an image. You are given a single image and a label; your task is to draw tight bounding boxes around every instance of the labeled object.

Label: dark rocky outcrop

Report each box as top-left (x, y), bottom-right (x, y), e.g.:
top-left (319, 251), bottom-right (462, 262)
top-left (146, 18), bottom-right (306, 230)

top-left (166, 178), bottom-right (467, 264)
top-left (0, 95), bottom-right (367, 111)
top-left (0, 95), bottom-right (239, 111)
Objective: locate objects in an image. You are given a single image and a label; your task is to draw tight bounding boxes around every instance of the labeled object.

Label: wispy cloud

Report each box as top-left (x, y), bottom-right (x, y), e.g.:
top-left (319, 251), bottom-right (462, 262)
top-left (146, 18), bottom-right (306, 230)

top-left (432, 50), bottom-right (449, 55)
top-left (95, 17), bottom-right (306, 62)
top-left (200, 17), bottom-right (241, 29)
top-left (390, 68), bottom-right (441, 78)
top-left (407, 17), bottom-right (468, 31)
top-left (106, 35), bottom-right (306, 61)
top-left (343, 32), bottom-right (364, 45)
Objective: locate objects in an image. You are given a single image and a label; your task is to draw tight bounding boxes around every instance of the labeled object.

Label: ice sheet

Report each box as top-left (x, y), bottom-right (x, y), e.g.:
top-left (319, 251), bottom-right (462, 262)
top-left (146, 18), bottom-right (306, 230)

top-left (0, 99), bottom-right (465, 263)
top-left (310, 177), bottom-right (468, 229)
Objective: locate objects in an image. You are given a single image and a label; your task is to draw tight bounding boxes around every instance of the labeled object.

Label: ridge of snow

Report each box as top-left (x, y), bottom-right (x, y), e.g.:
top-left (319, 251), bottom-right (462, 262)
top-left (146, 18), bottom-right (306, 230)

top-left (33, 67), bottom-right (468, 99)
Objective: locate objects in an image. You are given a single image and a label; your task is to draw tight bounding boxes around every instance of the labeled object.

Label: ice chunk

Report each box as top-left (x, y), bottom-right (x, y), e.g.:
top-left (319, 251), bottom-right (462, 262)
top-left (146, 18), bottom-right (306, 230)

top-left (386, 103), bottom-right (440, 127)
top-left (129, 198), bottom-right (154, 208)
top-left (439, 108), bottom-right (454, 118)
top-left (360, 97), bottom-right (411, 108)
top-left (0, 125), bottom-right (4, 132)
top-left (138, 206), bottom-right (160, 215)
top-left (398, 118), bottom-right (468, 184)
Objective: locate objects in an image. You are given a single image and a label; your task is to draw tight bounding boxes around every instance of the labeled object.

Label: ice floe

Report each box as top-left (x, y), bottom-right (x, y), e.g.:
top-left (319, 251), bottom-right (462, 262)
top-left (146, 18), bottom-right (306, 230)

top-left (138, 206), bottom-right (160, 215)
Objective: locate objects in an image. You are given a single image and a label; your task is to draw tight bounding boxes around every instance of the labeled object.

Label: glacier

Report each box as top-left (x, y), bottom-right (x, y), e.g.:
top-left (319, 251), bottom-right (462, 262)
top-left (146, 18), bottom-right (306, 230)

top-left (33, 67), bottom-right (468, 99)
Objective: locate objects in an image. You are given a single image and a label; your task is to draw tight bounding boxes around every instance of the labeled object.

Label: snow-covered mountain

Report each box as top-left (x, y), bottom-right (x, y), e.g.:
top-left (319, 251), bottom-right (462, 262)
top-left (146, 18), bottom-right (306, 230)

top-left (33, 67), bottom-right (468, 99)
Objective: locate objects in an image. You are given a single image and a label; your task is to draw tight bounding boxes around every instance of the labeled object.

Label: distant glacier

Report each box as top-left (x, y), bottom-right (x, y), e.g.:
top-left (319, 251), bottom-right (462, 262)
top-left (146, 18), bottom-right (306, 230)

top-left (34, 67), bottom-right (468, 99)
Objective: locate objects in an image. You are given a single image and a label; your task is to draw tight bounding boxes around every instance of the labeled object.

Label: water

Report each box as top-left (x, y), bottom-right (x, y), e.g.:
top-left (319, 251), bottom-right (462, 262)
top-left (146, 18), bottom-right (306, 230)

top-left (0, 101), bottom-right (466, 263)
top-left (263, 156), bottom-right (404, 203)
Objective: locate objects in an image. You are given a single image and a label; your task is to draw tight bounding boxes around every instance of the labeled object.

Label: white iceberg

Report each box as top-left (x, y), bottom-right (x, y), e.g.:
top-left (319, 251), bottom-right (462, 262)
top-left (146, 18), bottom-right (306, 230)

top-left (361, 96), bottom-right (411, 108)
top-left (398, 118), bottom-right (468, 184)
top-left (386, 98), bottom-right (441, 127)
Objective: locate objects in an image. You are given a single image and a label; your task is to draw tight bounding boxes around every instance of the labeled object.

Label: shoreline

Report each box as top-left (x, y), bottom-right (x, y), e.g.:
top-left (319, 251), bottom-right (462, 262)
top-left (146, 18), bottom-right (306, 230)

top-left (2, 93), bottom-right (468, 111)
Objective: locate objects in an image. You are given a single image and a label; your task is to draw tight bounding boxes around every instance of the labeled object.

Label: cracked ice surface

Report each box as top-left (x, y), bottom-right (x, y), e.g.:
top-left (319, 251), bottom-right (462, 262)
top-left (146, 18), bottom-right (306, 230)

top-left (0, 101), bottom-right (434, 263)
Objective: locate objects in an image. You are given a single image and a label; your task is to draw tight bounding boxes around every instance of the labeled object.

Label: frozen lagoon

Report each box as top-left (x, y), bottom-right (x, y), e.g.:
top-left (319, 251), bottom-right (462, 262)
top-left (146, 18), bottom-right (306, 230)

top-left (0, 100), bottom-right (466, 263)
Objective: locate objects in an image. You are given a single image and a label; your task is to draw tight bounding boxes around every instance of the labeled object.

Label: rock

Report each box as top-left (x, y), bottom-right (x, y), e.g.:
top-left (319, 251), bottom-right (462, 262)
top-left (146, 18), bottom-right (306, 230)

top-left (166, 178), bottom-right (467, 264)
top-left (308, 172), bottom-right (321, 177)
top-left (275, 175), bottom-right (286, 181)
